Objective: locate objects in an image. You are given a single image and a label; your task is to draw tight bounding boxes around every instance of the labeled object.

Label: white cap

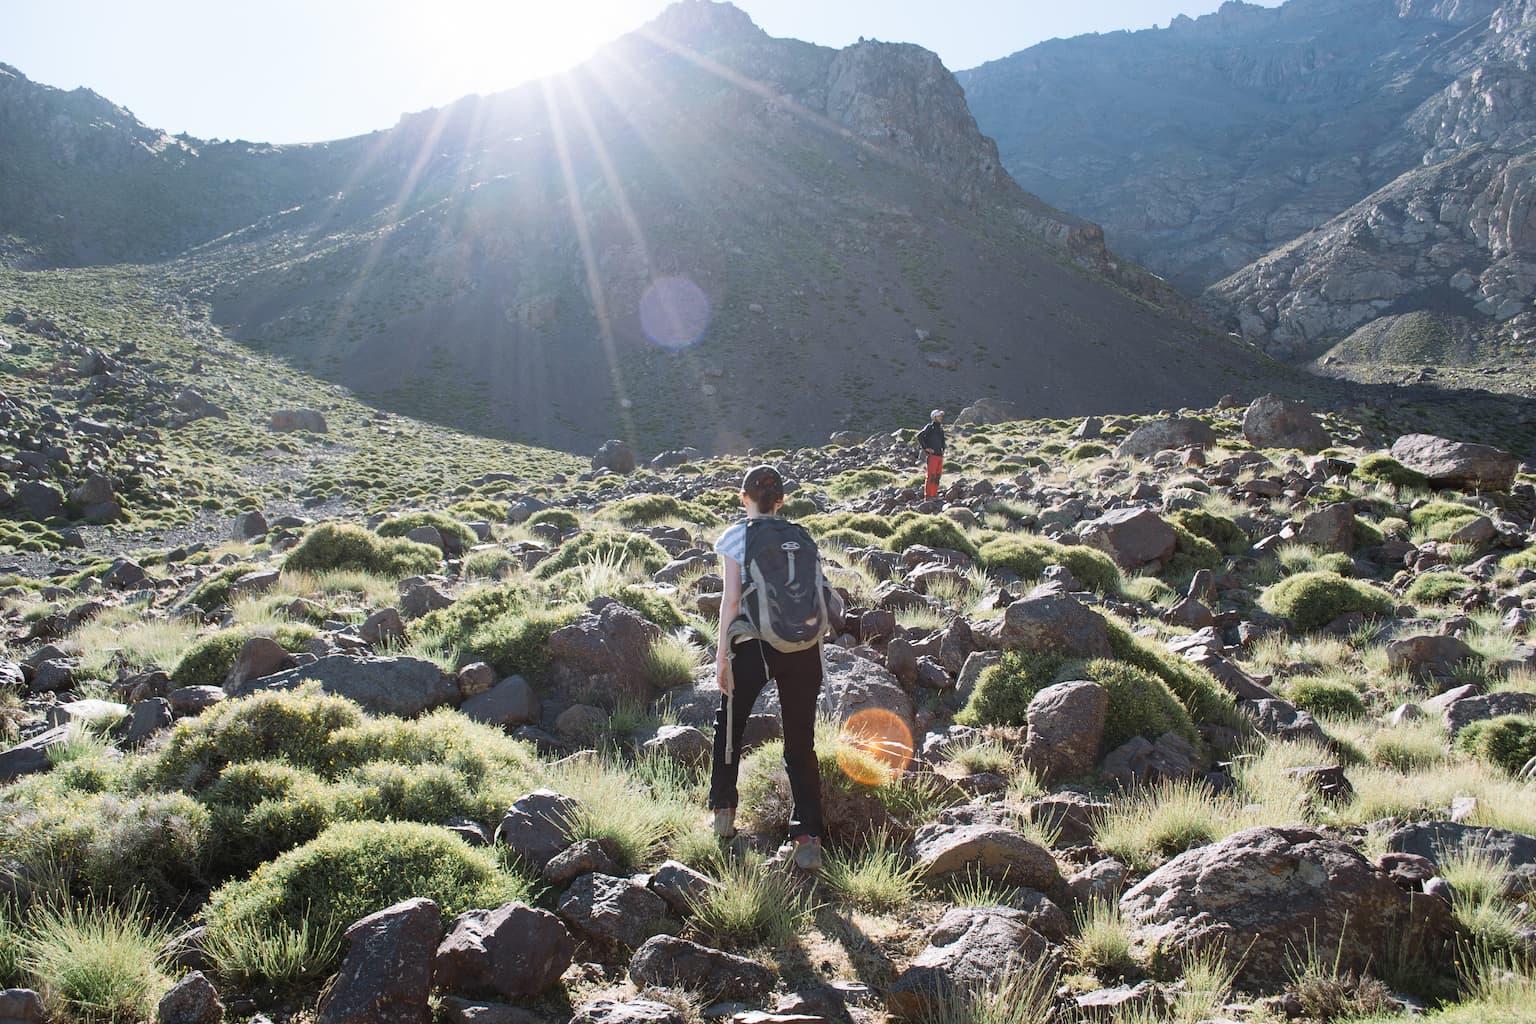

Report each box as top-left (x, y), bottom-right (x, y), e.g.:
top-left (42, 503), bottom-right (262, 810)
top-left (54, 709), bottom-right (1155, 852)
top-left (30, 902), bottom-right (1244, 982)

top-left (930, 409), bottom-right (944, 419)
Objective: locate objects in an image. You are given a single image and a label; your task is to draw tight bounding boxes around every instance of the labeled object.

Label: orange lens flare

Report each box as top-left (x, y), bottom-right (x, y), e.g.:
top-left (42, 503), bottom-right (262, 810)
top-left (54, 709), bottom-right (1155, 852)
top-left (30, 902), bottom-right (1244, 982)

top-left (835, 709), bottom-right (914, 786)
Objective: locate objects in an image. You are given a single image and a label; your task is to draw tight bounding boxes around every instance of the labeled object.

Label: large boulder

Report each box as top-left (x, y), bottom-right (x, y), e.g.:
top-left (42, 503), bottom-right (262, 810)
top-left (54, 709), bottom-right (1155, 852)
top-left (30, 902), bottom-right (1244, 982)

top-left (11, 481), bottom-right (63, 520)
top-left (557, 873), bottom-right (672, 951)
top-left (591, 440), bottom-right (637, 475)
top-left (571, 1000), bottom-right (683, 1024)
top-left (0, 726), bottom-right (70, 784)
top-left (1079, 507), bottom-right (1177, 570)
top-left (1242, 395), bottom-right (1330, 452)
top-left (546, 603), bottom-right (662, 705)
top-left (1385, 821), bottom-right (1536, 897)
top-left (461, 676), bottom-right (540, 728)
top-left (1021, 680), bottom-right (1108, 782)
top-left (156, 971), bottom-right (223, 1024)
top-left (494, 790), bottom-right (582, 871)
top-left (1385, 635), bottom-right (1476, 677)
top-left (1295, 503), bottom-right (1355, 554)
top-left (224, 635), bottom-right (298, 690)
top-left (1443, 690), bottom-right (1536, 735)
top-left (433, 902), bottom-right (574, 999)
top-left (1121, 826), bottom-right (1455, 989)
top-left (628, 935), bottom-right (773, 1001)
top-left (953, 398), bottom-right (1022, 426)
top-left (269, 409), bottom-right (328, 433)
top-left (1115, 417), bottom-right (1217, 458)
top-left (0, 989), bottom-right (47, 1024)
top-left (319, 898), bottom-right (440, 1024)
top-left (885, 906), bottom-right (1058, 1020)
top-left (998, 583), bottom-right (1112, 657)
top-left (1390, 434), bottom-right (1519, 491)
top-left (226, 654), bottom-right (457, 717)
top-left (909, 823), bottom-right (1062, 892)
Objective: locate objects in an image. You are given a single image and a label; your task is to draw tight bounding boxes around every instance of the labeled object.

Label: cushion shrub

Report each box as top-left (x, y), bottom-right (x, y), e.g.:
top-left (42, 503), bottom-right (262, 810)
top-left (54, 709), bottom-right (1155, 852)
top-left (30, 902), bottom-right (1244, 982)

top-left (1498, 546), bottom-right (1536, 572)
top-left (1168, 509), bottom-right (1248, 555)
top-left (1259, 571), bottom-right (1395, 631)
top-left (1064, 442), bottom-right (1112, 461)
top-left (883, 515), bottom-right (978, 558)
top-left (180, 563), bottom-right (265, 612)
top-left (955, 650), bottom-right (1065, 727)
top-left (1161, 524), bottom-right (1222, 578)
top-left (284, 523), bottom-right (441, 577)
top-left (1404, 571), bottom-right (1474, 605)
top-left (1454, 715), bottom-right (1536, 776)
top-left (374, 511), bottom-right (477, 550)
top-left (606, 494), bottom-right (722, 527)
top-left (826, 468), bottom-right (900, 499)
top-left (976, 536), bottom-right (1053, 580)
top-left (1053, 544), bottom-right (1123, 596)
top-left (801, 512), bottom-right (896, 539)
top-left (1104, 619), bottom-right (1244, 732)
top-left (1354, 517), bottom-right (1385, 547)
top-left (533, 531), bottom-right (669, 579)
top-left (169, 624), bottom-right (317, 689)
top-left (1353, 454), bottom-right (1427, 490)
top-left (526, 508), bottom-right (581, 532)
top-left (1408, 501), bottom-right (1482, 540)
top-left (1083, 658), bottom-right (1198, 749)
top-left (1284, 678), bottom-right (1367, 718)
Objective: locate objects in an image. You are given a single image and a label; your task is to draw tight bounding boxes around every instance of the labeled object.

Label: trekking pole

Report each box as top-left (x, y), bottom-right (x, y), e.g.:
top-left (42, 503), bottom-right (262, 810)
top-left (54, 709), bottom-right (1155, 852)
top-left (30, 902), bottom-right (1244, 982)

top-left (724, 651), bottom-right (735, 765)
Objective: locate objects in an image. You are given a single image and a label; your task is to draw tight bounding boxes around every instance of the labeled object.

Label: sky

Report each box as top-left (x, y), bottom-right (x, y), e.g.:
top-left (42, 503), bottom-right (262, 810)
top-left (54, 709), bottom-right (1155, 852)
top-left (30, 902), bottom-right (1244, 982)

top-left (7, 0), bottom-right (1283, 145)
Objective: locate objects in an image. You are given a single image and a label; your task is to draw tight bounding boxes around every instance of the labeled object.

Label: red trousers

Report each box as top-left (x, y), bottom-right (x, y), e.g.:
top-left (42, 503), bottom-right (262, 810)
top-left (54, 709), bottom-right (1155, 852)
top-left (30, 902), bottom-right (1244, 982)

top-left (925, 453), bottom-right (944, 498)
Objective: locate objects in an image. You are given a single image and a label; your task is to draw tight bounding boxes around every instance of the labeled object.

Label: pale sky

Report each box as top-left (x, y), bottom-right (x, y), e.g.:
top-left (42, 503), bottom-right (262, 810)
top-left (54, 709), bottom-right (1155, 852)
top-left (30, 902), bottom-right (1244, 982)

top-left (6, 0), bottom-right (1283, 144)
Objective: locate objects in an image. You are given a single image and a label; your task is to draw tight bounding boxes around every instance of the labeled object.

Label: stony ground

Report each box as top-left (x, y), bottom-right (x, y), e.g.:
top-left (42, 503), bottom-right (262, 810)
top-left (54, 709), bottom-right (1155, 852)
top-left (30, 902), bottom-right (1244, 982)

top-left (2, 376), bottom-right (1535, 1024)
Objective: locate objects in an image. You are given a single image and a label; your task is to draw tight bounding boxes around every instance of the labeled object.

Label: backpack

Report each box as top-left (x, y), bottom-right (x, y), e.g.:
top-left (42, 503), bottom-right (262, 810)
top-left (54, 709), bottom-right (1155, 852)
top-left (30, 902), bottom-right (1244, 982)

top-left (736, 517), bottom-right (831, 653)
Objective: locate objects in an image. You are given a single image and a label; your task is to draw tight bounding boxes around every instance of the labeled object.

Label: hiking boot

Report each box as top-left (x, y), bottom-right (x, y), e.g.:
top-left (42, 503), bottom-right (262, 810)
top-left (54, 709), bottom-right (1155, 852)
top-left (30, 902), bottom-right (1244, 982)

top-left (791, 834), bottom-right (822, 872)
top-left (711, 808), bottom-right (737, 839)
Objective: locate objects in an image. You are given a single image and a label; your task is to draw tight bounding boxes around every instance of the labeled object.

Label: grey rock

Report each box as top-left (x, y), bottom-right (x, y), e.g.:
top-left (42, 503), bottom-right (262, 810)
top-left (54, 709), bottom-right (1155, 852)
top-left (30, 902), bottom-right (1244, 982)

top-left (437, 998), bottom-right (548, 1024)
top-left (319, 897), bottom-right (440, 1024)
top-left (12, 480), bottom-right (63, 519)
top-left (46, 698), bottom-right (126, 728)
top-left (226, 654), bottom-right (457, 717)
top-left (909, 822), bottom-right (1062, 892)
top-left (0, 989), bottom-right (46, 1024)
top-left (1242, 395), bottom-right (1330, 452)
top-left (398, 580), bottom-right (452, 618)
top-left (495, 790), bottom-right (582, 870)
top-left (232, 510), bottom-right (269, 540)
top-left (1079, 507), bottom-right (1177, 569)
top-left (885, 906), bottom-right (1058, 1021)
top-left (1121, 826), bottom-right (1455, 989)
top-left (0, 725), bottom-right (69, 783)
top-left (1068, 859), bottom-right (1130, 904)
top-left (1390, 434), bottom-right (1519, 491)
top-left (629, 934), bottom-right (773, 1001)
top-left (156, 970), bottom-right (223, 1024)
top-left (224, 635), bottom-right (297, 690)
top-left (433, 901), bottom-right (574, 999)
top-left (120, 698), bottom-right (173, 746)
top-left (1241, 698), bottom-right (1327, 744)
top-left (456, 662), bottom-right (498, 699)
top-left (649, 860), bottom-right (721, 915)
top-left (641, 724), bottom-right (712, 766)
top-left (359, 607), bottom-right (406, 646)
top-left (1386, 821), bottom-right (1536, 897)
top-left (591, 440), bottom-right (637, 475)
top-left (1114, 418), bottom-right (1217, 458)
top-left (998, 583), bottom-right (1112, 657)
top-left (1443, 690), bottom-right (1536, 735)
top-left (1101, 732), bottom-right (1203, 788)
top-left (1296, 502), bottom-right (1356, 554)
top-left (557, 872), bottom-right (672, 951)
top-left (546, 603), bottom-right (662, 706)
top-left (543, 839), bottom-right (620, 886)
top-left (270, 409), bottom-right (328, 433)
top-left (570, 999), bottom-right (683, 1024)
top-left (462, 676), bottom-right (541, 728)
top-left (1021, 680), bottom-right (1108, 782)
top-left (166, 686), bottom-right (226, 717)
top-left (554, 704), bottom-right (609, 743)
top-left (1387, 634), bottom-right (1477, 675)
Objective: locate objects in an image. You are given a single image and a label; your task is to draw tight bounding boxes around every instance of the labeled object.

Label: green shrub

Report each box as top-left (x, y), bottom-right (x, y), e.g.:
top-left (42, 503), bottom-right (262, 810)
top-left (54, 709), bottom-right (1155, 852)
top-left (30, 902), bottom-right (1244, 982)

top-left (1104, 619), bottom-right (1243, 731)
top-left (1083, 658), bottom-right (1198, 749)
top-left (22, 893), bottom-right (174, 1024)
top-left (204, 821), bottom-right (527, 973)
top-left (818, 528), bottom-right (882, 550)
top-left (526, 508), bottom-right (581, 532)
top-left (1259, 572), bottom-right (1395, 631)
top-left (1354, 518), bottom-right (1385, 547)
top-left (1064, 442), bottom-right (1112, 461)
top-left (606, 494), bottom-right (721, 527)
top-left (1454, 715), bottom-right (1536, 776)
top-left (955, 650), bottom-right (1065, 727)
top-left (1162, 524), bottom-right (1222, 577)
top-left (169, 624), bottom-right (316, 688)
top-left (284, 523), bottom-right (441, 577)
top-left (180, 562), bottom-right (265, 612)
top-left (1169, 509), bottom-right (1248, 555)
top-left (1404, 571), bottom-right (1474, 605)
top-left (445, 498), bottom-right (507, 522)
top-left (1408, 501), bottom-right (1482, 540)
top-left (613, 586), bottom-right (686, 629)
top-left (533, 531), bottom-right (669, 580)
top-left (977, 536), bottom-right (1052, 580)
top-left (375, 511), bottom-right (477, 550)
top-left (826, 468), bottom-right (899, 499)
top-left (1284, 679), bottom-right (1367, 719)
top-left (1055, 544), bottom-right (1124, 596)
top-left (780, 497), bottom-right (818, 518)
top-left (1353, 454), bottom-right (1427, 490)
top-left (462, 604), bottom-right (583, 677)
top-left (884, 515), bottom-right (977, 558)
top-left (202, 761), bottom-right (341, 875)
top-left (1500, 546), bottom-right (1536, 572)
top-left (801, 512), bottom-right (895, 539)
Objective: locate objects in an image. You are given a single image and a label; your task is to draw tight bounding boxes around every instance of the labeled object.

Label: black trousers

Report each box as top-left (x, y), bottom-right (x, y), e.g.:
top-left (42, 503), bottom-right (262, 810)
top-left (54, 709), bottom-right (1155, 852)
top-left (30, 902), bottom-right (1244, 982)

top-left (708, 639), bottom-right (825, 839)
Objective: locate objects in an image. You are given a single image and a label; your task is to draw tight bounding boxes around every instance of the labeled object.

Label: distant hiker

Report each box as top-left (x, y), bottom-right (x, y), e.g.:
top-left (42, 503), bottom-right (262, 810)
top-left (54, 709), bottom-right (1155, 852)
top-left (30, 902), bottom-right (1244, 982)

top-left (916, 408), bottom-right (946, 499)
top-left (709, 464), bottom-right (833, 871)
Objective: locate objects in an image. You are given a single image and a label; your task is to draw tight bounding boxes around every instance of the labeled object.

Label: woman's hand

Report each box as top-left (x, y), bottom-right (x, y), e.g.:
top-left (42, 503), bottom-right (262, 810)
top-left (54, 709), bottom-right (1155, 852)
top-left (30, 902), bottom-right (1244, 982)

top-left (716, 655), bottom-right (734, 695)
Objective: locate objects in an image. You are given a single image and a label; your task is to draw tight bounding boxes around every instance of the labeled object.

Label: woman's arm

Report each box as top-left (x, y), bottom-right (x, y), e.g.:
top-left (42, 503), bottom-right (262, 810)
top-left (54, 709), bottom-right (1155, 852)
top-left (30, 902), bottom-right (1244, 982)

top-left (717, 554), bottom-right (743, 693)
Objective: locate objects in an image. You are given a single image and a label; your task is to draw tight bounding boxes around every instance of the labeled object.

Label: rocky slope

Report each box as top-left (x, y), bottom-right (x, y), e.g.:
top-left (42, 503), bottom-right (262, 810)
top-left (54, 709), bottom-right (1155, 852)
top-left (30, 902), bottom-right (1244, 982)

top-left (960, 0), bottom-right (1536, 365)
top-left (1, 3), bottom-right (1303, 453)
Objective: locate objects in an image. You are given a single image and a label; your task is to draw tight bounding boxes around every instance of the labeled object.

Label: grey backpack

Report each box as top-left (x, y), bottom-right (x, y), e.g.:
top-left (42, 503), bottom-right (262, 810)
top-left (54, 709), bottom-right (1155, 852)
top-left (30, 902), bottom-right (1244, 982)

top-left (737, 517), bottom-right (831, 653)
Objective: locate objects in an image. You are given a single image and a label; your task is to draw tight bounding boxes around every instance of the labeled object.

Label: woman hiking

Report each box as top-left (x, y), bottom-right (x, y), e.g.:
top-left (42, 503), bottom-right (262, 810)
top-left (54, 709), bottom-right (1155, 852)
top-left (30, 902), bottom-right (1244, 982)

top-left (917, 408), bottom-right (946, 498)
top-left (707, 464), bottom-right (828, 871)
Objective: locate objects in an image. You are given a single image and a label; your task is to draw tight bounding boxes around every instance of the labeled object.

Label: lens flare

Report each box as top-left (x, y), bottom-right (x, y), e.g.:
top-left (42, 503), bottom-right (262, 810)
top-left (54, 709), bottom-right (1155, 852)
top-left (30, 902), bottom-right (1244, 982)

top-left (639, 275), bottom-right (710, 350)
top-left (835, 709), bottom-right (914, 786)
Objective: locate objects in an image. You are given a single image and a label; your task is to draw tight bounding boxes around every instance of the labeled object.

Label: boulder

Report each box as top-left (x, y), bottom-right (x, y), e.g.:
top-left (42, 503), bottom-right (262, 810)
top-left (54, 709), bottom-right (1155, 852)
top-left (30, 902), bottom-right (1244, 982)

top-left (557, 873), bottom-right (672, 950)
top-left (232, 510), bottom-right (268, 540)
top-left (225, 654), bottom-right (457, 717)
top-left (319, 898), bottom-right (440, 1024)
top-left (167, 686), bottom-right (226, 717)
top-left (953, 398), bottom-right (1021, 426)
top-left (909, 823), bottom-right (1062, 892)
top-left (224, 635), bottom-right (298, 690)
top-left (1101, 732), bottom-right (1202, 789)
top-left (629, 935), bottom-right (773, 1001)
top-left (885, 907), bottom-right (1058, 1020)
top-left (120, 698), bottom-right (173, 746)
top-left (1121, 826), bottom-right (1455, 989)
top-left (398, 579), bottom-right (452, 618)
top-left (640, 724), bottom-right (712, 767)
top-left (433, 902), bottom-right (574, 999)
top-left (360, 608), bottom-right (407, 646)
top-left (1390, 434), bottom-right (1519, 491)
top-left (648, 860), bottom-right (720, 915)
top-left (1386, 821), bottom-right (1536, 897)
top-left (1241, 699), bottom-right (1326, 744)
top-left (156, 971), bottom-right (223, 1024)
top-left (1443, 690), bottom-right (1536, 735)
top-left (1021, 680), bottom-right (1108, 782)
top-left (1386, 635), bottom-right (1476, 676)
top-left (591, 440), bottom-right (637, 475)
top-left (998, 583), bottom-right (1111, 657)
top-left (1115, 417), bottom-right (1217, 458)
top-left (0, 726), bottom-right (69, 784)
top-left (229, 569), bottom-right (281, 603)
top-left (0, 989), bottom-right (46, 1024)
top-left (1242, 395), bottom-right (1330, 452)
top-left (269, 409), bottom-right (328, 433)
top-left (461, 676), bottom-right (540, 728)
top-left (494, 790), bottom-right (582, 870)
top-left (437, 998), bottom-right (548, 1024)
top-left (1295, 503), bottom-right (1355, 554)
top-left (12, 481), bottom-right (63, 520)
top-left (546, 603), bottom-right (662, 705)
top-left (1079, 508), bottom-right (1177, 570)
top-left (571, 1000), bottom-right (684, 1024)
top-left (46, 698), bottom-right (126, 729)
top-left (543, 839), bottom-right (620, 886)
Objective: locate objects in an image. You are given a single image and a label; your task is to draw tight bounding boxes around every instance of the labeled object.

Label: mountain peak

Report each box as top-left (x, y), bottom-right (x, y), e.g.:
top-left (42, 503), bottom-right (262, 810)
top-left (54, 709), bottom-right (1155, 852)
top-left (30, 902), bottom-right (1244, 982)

top-left (640, 0), bottom-right (768, 50)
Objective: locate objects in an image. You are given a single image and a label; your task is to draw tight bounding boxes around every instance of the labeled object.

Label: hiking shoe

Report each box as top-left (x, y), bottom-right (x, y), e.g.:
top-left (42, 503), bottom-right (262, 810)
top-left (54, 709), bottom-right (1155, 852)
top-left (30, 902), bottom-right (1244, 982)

top-left (711, 808), bottom-right (737, 839)
top-left (791, 835), bottom-right (822, 872)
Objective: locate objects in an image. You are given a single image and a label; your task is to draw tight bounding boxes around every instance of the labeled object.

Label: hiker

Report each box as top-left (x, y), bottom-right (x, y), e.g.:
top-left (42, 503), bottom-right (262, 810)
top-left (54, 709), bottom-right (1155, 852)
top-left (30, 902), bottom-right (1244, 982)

top-left (916, 408), bottom-right (945, 498)
top-left (708, 464), bottom-right (830, 871)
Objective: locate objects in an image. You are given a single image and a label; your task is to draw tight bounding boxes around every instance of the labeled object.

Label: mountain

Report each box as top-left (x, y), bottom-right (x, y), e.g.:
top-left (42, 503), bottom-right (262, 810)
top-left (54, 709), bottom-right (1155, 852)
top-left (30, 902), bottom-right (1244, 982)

top-left (958, 0), bottom-right (1536, 363)
top-left (0, 2), bottom-right (1302, 453)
